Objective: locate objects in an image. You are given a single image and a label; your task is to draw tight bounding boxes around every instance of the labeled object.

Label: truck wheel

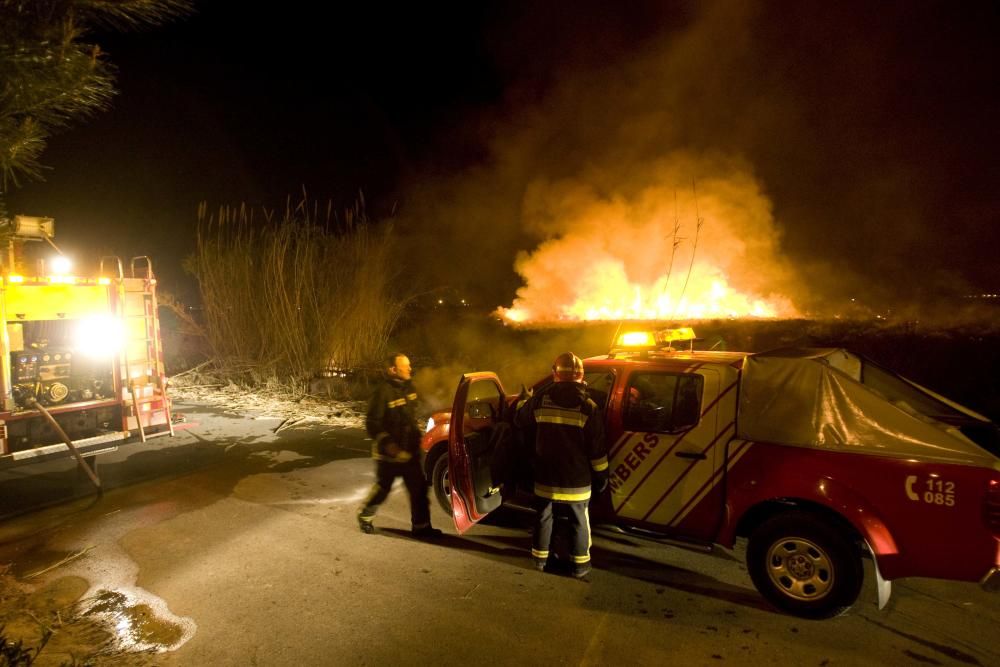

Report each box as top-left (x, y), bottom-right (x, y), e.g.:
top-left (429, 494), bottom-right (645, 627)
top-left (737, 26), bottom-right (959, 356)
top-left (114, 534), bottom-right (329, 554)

top-left (431, 452), bottom-right (452, 516)
top-left (746, 510), bottom-right (863, 619)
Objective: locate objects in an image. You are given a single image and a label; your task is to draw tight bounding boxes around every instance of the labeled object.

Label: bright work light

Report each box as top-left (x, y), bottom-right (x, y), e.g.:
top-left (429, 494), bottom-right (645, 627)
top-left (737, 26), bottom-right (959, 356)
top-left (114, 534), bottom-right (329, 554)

top-left (50, 255), bottom-right (73, 275)
top-left (612, 327), bottom-right (699, 353)
top-left (619, 331), bottom-right (655, 347)
top-left (74, 315), bottom-right (123, 357)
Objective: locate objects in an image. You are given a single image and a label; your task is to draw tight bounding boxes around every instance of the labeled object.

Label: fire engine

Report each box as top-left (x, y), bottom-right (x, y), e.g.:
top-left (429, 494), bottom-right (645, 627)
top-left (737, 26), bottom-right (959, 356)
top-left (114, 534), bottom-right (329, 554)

top-left (0, 215), bottom-right (174, 480)
top-left (422, 327), bottom-right (1000, 618)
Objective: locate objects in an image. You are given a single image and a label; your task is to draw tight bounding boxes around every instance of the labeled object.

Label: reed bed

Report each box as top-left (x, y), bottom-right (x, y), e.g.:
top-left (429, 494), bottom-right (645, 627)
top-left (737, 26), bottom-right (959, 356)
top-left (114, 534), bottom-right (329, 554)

top-left (186, 197), bottom-right (406, 385)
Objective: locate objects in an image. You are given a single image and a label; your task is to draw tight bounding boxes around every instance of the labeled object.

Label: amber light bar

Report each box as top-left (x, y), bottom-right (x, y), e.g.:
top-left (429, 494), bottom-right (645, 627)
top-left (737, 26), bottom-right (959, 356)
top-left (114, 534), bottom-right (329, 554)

top-left (4, 275), bottom-right (112, 285)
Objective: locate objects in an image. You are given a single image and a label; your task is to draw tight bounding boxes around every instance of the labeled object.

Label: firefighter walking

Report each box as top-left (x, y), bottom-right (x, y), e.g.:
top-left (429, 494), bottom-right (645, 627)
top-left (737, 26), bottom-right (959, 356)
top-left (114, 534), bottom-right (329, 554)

top-left (515, 352), bottom-right (608, 578)
top-left (358, 353), bottom-right (442, 538)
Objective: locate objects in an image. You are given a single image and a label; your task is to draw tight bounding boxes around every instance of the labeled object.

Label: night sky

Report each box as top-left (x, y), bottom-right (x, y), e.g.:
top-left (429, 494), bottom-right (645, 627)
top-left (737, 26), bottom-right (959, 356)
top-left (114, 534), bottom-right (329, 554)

top-left (7, 1), bottom-right (1000, 314)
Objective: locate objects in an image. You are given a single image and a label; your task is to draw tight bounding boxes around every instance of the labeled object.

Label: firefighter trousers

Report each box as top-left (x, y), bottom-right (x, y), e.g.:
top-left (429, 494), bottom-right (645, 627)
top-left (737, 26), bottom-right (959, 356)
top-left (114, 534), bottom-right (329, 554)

top-left (358, 458), bottom-right (432, 530)
top-left (531, 498), bottom-right (591, 565)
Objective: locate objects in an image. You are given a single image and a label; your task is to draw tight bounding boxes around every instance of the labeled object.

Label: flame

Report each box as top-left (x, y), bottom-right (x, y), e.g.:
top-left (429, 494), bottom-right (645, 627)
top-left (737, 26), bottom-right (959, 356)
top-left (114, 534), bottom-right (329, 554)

top-left (495, 160), bottom-right (802, 324)
top-left (499, 264), bottom-right (797, 323)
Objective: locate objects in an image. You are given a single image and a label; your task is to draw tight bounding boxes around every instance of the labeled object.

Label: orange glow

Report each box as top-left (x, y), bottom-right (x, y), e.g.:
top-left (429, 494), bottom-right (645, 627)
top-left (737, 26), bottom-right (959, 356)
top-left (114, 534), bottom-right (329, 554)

top-left (499, 269), bottom-right (797, 323)
top-left (495, 162), bottom-right (802, 324)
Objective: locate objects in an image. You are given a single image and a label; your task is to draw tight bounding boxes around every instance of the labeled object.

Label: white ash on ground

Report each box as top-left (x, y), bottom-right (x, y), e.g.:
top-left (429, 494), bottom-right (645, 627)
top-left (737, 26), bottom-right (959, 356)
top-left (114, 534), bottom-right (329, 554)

top-left (167, 379), bottom-right (366, 431)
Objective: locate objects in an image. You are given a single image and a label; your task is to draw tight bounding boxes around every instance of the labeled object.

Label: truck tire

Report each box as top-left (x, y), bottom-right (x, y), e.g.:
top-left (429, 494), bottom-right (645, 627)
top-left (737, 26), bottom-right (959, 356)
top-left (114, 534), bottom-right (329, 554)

top-left (431, 452), bottom-right (452, 516)
top-left (746, 510), bottom-right (863, 619)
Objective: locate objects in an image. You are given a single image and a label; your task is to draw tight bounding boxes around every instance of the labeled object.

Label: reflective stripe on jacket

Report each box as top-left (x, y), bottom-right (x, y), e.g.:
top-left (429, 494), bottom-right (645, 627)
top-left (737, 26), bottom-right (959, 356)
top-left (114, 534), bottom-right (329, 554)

top-left (515, 382), bottom-right (607, 502)
top-left (366, 378), bottom-right (420, 461)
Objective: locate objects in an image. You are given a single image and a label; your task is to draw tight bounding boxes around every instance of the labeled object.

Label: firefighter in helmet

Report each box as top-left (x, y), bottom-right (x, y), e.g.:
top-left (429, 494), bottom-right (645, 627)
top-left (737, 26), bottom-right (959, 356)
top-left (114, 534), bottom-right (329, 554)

top-left (358, 353), bottom-right (442, 538)
top-left (514, 351), bottom-right (608, 578)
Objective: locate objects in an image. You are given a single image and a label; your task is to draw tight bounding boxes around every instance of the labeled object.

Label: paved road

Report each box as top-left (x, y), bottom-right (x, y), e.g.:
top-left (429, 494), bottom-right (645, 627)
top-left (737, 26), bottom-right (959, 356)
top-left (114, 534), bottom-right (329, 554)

top-left (0, 401), bottom-right (997, 666)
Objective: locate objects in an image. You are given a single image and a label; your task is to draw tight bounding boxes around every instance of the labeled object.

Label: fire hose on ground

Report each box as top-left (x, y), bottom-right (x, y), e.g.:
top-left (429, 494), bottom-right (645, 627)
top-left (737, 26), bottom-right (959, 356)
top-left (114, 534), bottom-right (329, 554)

top-left (26, 397), bottom-right (102, 491)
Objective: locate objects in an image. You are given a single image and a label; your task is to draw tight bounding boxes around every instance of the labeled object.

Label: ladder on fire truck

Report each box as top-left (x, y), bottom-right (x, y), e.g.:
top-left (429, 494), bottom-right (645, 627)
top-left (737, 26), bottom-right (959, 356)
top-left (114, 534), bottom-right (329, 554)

top-left (101, 255), bottom-right (174, 441)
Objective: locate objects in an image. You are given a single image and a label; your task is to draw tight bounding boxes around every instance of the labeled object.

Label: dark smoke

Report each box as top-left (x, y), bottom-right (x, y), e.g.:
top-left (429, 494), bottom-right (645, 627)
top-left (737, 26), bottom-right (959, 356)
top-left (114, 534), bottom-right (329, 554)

top-left (397, 0), bottom-right (999, 316)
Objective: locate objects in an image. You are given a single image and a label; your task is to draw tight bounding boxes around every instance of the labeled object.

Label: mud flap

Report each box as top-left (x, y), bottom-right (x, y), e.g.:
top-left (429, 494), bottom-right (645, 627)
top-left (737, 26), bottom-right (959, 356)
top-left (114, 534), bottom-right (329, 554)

top-left (866, 539), bottom-right (892, 610)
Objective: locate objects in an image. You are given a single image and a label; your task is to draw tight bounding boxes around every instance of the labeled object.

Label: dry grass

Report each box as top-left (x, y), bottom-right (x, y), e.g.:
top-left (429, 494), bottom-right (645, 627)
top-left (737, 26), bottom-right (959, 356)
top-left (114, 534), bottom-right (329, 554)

top-left (184, 196), bottom-right (406, 386)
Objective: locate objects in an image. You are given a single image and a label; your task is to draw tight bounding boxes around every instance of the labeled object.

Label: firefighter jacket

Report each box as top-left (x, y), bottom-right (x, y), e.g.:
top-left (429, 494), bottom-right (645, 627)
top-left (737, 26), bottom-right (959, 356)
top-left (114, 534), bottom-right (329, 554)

top-left (366, 376), bottom-right (421, 463)
top-left (514, 381), bottom-right (608, 502)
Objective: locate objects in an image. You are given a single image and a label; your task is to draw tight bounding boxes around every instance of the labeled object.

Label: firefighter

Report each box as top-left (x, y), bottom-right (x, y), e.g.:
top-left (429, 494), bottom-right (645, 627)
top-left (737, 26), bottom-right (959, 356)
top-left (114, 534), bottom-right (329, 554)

top-left (358, 353), bottom-right (442, 538)
top-left (515, 351), bottom-right (608, 578)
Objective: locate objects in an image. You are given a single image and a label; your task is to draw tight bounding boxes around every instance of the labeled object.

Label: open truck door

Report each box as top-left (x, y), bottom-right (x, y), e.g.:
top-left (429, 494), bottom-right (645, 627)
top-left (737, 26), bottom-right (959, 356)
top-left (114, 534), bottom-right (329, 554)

top-left (448, 372), bottom-right (507, 534)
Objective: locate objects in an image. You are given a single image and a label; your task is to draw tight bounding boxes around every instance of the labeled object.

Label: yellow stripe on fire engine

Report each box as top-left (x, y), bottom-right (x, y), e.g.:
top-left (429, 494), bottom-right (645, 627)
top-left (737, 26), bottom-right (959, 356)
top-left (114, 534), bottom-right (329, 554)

top-left (3, 284), bottom-right (110, 321)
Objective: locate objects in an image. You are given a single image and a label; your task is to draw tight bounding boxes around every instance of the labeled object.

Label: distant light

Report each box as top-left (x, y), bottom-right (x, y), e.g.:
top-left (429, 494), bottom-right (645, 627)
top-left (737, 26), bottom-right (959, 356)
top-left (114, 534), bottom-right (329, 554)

top-left (98, 277), bottom-right (111, 285)
top-left (50, 255), bottom-right (72, 275)
top-left (438, 299), bottom-right (443, 304)
top-left (8, 275), bottom-right (24, 283)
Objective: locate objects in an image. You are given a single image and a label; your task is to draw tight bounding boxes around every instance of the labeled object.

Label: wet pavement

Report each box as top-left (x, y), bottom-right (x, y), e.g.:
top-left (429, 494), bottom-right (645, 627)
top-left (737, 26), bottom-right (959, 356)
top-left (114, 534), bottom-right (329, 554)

top-left (1, 400), bottom-right (998, 665)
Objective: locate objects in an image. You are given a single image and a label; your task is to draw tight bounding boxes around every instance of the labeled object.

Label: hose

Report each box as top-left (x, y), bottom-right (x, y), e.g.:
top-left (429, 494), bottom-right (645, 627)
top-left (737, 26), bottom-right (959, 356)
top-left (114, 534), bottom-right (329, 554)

top-left (25, 397), bottom-right (102, 491)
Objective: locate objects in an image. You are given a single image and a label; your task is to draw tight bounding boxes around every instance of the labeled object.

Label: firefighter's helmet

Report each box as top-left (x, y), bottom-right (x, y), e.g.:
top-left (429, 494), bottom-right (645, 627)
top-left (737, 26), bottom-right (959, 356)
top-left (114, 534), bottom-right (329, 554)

top-left (552, 352), bottom-right (584, 383)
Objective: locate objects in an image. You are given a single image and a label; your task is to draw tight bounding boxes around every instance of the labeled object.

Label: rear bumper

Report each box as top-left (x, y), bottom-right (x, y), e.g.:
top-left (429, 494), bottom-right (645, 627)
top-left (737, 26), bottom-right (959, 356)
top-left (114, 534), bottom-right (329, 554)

top-left (0, 430), bottom-right (129, 469)
top-left (981, 567), bottom-right (1000, 593)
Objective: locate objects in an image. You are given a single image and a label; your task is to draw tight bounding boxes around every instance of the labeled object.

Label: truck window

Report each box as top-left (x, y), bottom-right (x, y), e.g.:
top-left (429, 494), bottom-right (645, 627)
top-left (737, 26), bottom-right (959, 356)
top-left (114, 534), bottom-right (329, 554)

top-left (624, 372), bottom-right (703, 434)
top-left (584, 371), bottom-right (614, 410)
top-left (529, 370), bottom-right (614, 413)
top-left (468, 379), bottom-right (502, 420)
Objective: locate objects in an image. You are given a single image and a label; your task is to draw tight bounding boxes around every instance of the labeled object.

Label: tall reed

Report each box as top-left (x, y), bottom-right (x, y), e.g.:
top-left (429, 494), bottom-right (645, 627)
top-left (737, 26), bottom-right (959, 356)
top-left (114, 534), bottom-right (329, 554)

top-left (187, 197), bottom-right (406, 384)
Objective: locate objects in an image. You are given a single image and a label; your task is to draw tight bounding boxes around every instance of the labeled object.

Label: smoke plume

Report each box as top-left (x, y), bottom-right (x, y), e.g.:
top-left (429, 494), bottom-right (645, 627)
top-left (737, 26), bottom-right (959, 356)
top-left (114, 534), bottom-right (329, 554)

top-left (398, 0), bottom-right (998, 316)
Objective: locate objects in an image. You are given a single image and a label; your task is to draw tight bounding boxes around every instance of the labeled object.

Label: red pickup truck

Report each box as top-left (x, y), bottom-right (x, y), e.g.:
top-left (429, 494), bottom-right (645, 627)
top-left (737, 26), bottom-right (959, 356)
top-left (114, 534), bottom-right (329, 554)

top-left (421, 329), bottom-right (1000, 618)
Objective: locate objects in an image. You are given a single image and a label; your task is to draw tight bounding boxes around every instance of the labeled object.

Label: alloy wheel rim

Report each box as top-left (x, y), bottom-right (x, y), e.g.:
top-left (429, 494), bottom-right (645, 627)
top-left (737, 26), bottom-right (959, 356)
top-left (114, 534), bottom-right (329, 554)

top-left (765, 536), bottom-right (834, 601)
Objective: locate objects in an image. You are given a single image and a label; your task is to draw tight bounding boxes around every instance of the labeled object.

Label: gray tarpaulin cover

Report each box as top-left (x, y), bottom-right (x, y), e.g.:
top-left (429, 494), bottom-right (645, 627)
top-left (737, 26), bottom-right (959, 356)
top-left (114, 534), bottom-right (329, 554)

top-left (736, 348), bottom-right (998, 468)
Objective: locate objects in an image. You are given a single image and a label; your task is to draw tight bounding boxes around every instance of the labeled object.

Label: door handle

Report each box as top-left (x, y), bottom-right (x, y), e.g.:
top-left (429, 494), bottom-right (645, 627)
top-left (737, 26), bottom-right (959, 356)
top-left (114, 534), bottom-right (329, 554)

top-left (675, 451), bottom-right (706, 460)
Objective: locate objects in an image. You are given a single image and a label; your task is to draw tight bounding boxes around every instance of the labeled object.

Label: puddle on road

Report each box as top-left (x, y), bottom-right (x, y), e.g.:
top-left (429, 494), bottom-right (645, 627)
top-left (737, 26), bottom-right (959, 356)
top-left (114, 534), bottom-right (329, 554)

top-left (0, 574), bottom-right (190, 663)
top-left (84, 589), bottom-right (187, 652)
top-left (248, 449), bottom-right (311, 465)
top-left (0, 409), bottom-right (367, 662)
top-left (8, 547), bottom-right (77, 579)
top-left (0, 501), bottom-right (198, 663)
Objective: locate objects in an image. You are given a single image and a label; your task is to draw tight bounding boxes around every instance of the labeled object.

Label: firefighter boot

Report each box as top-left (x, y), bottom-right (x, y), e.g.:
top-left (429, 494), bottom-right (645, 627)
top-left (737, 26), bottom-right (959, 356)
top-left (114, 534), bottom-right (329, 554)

top-left (411, 525), bottom-right (443, 539)
top-left (572, 562), bottom-right (592, 579)
top-left (530, 547), bottom-right (549, 572)
top-left (357, 510), bottom-right (375, 534)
